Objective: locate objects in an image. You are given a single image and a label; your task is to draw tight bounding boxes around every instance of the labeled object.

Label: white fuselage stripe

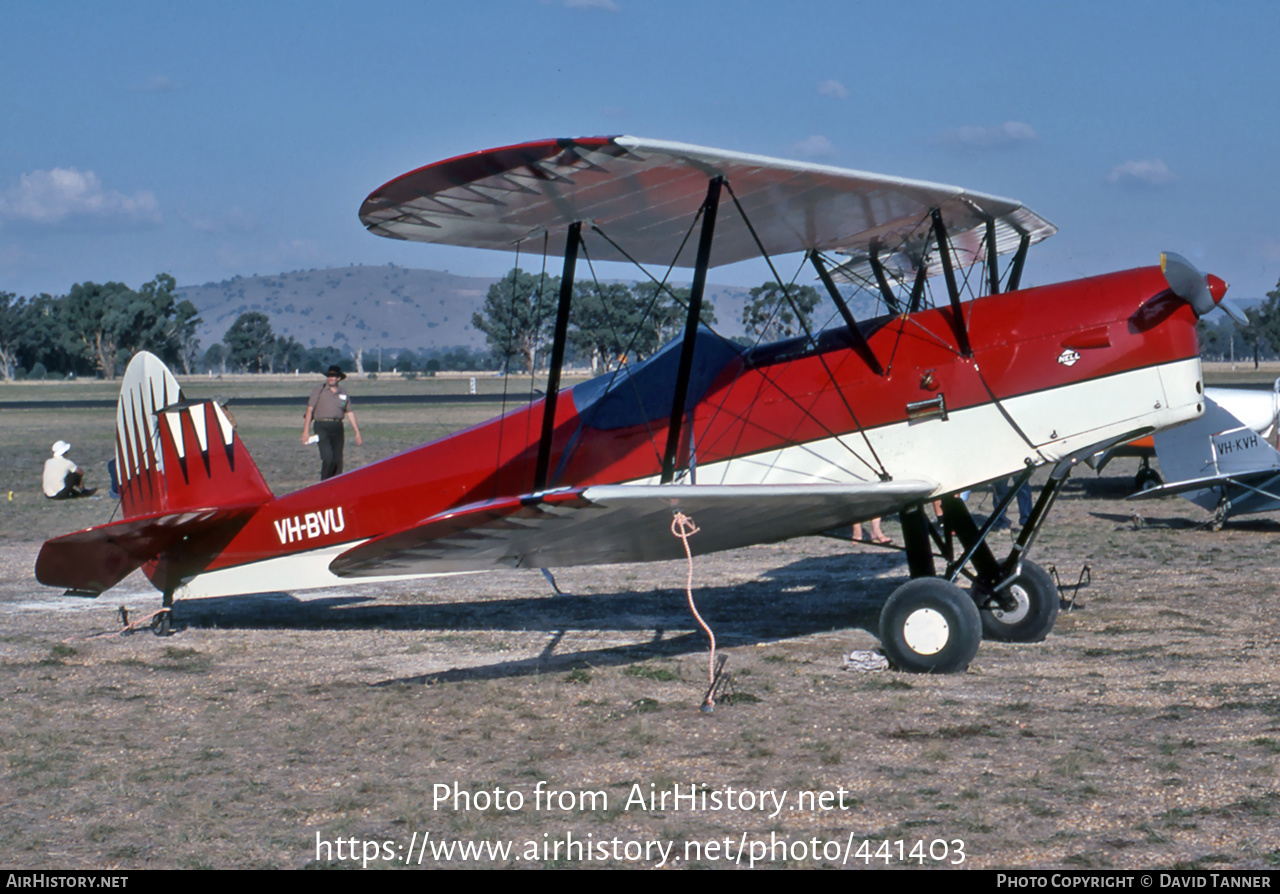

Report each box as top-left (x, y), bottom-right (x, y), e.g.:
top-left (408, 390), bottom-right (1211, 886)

top-left (175, 358), bottom-right (1202, 599)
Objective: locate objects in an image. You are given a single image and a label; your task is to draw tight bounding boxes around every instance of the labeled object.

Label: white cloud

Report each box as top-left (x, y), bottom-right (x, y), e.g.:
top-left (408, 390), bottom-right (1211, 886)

top-left (936, 121), bottom-right (1038, 149)
top-left (790, 135), bottom-right (836, 159)
top-left (138, 74), bottom-right (183, 93)
top-left (0, 168), bottom-right (161, 226)
top-left (817, 79), bottom-right (849, 100)
top-left (1106, 159), bottom-right (1176, 186)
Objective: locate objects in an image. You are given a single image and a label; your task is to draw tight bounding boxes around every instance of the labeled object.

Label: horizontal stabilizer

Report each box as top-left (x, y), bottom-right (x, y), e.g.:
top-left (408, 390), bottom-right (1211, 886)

top-left (1128, 470), bottom-right (1280, 501)
top-left (331, 480), bottom-right (936, 578)
top-left (35, 504), bottom-right (261, 594)
top-left (1149, 395), bottom-right (1280, 512)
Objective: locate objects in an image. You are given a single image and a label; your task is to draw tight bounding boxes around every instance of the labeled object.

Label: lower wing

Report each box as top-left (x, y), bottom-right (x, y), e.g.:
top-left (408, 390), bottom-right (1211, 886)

top-left (330, 481), bottom-right (937, 578)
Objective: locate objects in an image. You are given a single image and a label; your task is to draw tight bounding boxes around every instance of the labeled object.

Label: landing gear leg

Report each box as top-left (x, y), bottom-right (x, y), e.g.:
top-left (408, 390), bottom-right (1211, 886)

top-left (1210, 496), bottom-right (1230, 532)
top-left (1134, 457), bottom-right (1162, 492)
top-left (151, 588), bottom-right (175, 637)
top-left (889, 461), bottom-right (1073, 663)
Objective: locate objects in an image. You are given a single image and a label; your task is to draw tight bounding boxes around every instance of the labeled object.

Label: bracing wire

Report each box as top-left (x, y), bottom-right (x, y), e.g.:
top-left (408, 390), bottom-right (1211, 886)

top-left (723, 180), bottom-right (891, 480)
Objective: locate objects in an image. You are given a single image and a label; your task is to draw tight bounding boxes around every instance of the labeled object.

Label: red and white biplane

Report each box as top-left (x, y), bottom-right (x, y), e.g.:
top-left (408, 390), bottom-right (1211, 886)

top-left (36, 136), bottom-right (1230, 673)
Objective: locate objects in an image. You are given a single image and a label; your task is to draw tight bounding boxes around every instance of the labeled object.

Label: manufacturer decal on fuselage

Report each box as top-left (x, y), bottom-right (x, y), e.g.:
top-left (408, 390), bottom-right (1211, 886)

top-left (1057, 349), bottom-right (1081, 366)
top-left (273, 507), bottom-right (347, 544)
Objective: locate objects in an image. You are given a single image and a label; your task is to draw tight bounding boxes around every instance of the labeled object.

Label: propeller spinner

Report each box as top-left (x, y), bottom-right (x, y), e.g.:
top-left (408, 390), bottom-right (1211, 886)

top-left (1161, 251), bottom-right (1243, 324)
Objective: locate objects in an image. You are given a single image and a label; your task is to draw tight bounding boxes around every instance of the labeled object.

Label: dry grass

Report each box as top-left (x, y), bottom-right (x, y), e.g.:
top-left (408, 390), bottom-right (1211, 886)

top-left (2, 375), bottom-right (1280, 868)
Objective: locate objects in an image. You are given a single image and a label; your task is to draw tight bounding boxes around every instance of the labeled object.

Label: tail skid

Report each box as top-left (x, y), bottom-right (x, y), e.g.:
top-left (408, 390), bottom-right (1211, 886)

top-left (35, 352), bottom-right (273, 595)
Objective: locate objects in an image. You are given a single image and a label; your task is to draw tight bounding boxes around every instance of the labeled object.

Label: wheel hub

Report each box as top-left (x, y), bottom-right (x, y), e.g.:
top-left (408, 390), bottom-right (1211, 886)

top-left (902, 608), bottom-right (951, 655)
top-left (991, 583), bottom-right (1031, 624)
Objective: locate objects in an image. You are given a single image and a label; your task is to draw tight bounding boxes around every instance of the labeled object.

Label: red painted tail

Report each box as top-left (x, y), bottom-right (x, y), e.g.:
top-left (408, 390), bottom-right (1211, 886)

top-left (35, 353), bottom-right (273, 595)
top-left (114, 352), bottom-right (272, 516)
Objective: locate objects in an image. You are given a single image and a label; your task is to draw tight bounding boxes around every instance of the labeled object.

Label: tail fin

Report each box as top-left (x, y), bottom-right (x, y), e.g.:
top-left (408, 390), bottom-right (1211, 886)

top-left (115, 351), bottom-right (272, 516)
top-left (1141, 396), bottom-right (1280, 513)
top-left (35, 352), bottom-right (272, 595)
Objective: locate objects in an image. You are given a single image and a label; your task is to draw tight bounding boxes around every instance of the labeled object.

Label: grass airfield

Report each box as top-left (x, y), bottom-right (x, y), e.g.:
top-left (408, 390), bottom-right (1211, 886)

top-left (1, 365), bottom-right (1280, 869)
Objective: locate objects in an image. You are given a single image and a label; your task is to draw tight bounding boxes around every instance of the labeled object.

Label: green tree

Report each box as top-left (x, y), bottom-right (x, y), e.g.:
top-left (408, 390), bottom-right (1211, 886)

top-left (223, 312), bottom-right (276, 372)
top-left (395, 349), bottom-right (418, 372)
top-left (742, 281), bottom-right (822, 343)
top-left (0, 293), bottom-right (27, 380)
top-left (631, 282), bottom-right (716, 358)
top-left (46, 274), bottom-right (197, 378)
top-left (18, 293), bottom-right (74, 375)
top-left (128, 274), bottom-right (201, 372)
top-left (203, 343), bottom-right (228, 374)
top-left (1236, 282), bottom-right (1280, 369)
top-left (274, 335), bottom-right (305, 372)
top-left (471, 268), bottom-right (558, 373)
top-left (569, 282), bottom-right (645, 373)
top-left (60, 281), bottom-right (137, 377)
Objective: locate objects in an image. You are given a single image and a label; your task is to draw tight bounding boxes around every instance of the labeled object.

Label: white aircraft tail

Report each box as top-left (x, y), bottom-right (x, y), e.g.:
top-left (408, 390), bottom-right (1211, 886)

top-left (1144, 396), bottom-right (1280, 513)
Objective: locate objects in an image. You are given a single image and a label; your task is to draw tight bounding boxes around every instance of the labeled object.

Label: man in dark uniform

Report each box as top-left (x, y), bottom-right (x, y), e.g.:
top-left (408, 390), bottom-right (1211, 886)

top-left (301, 364), bottom-right (363, 480)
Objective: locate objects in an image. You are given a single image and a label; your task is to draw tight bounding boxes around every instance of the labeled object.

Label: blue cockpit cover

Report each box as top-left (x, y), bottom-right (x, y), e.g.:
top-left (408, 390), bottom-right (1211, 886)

top-left (570, 327), bottom-right (743, 431)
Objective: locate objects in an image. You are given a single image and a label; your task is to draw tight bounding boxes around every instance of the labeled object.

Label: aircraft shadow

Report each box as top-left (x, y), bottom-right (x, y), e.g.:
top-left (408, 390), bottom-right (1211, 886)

top-left (164, 547), bottom-right (911, 683)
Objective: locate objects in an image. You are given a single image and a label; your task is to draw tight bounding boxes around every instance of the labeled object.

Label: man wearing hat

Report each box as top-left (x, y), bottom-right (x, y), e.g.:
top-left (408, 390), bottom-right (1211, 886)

top-left (302, 364), bottom-right (363, 480)
top-left (43, 441), bottom-right (94, 499)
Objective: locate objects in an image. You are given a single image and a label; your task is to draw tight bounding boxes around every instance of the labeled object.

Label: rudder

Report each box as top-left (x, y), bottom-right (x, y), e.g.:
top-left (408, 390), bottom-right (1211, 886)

top-left (36, 352), bottom-right (273, 595)
top-left (115, 352), bottom-right (273, 517)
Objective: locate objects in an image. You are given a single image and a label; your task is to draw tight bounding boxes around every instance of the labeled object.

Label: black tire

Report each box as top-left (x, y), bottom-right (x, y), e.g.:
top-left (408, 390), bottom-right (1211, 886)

top-left (980, 560), bottom-right (1059, 642)
top-left (1134, 466), bottom-right (1162, 491)
top-left (879, 578), bottom-right (982, 674)
top-left (151, 611), bottom-right (172, 637)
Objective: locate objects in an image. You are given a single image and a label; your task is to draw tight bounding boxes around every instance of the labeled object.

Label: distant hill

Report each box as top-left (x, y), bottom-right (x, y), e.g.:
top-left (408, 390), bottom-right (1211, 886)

top-left (176, 263), bottom-right (882, 357)
top-left (176, 265), bottom-right (495, 356)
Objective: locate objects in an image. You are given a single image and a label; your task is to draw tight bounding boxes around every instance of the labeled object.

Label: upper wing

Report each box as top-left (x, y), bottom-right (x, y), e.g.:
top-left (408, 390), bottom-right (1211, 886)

top-left (330, 480), bottom-right (936, 578)
top-left (358, 136), bottom-right (1054, 276)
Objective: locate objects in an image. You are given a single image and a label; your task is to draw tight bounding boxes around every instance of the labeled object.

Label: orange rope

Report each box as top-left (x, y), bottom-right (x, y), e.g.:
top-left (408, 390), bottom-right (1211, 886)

top-left (671, 511), bottom-right (716, 709)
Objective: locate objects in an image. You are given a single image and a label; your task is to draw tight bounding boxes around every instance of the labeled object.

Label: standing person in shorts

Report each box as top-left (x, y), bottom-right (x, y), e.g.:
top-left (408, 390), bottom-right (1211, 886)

top-left (302, 364), bottom-right (363, 480)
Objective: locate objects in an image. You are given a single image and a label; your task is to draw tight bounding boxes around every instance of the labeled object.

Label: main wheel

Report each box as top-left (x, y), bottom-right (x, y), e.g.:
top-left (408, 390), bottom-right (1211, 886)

top-left (980, 560), bottom-right (1058, 642)
top-left (1134, 466), bottom-right (1162, 491)
top-left (879, 578), bottom-right (982, 674)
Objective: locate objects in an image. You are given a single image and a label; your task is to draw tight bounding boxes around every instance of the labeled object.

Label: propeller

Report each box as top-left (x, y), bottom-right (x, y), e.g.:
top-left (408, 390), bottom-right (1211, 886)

top-left (1161, 251), bottom-right (1245, 324)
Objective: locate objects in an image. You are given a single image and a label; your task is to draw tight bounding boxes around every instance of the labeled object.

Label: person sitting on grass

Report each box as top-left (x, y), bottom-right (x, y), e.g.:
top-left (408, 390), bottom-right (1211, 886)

top-left (42, 440), bottom-right (95, 499)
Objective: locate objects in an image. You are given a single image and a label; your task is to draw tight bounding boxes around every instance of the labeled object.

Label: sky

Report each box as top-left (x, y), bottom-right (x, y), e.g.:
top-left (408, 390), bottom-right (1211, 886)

top-left (3, 0), bottom-right (1280, 306)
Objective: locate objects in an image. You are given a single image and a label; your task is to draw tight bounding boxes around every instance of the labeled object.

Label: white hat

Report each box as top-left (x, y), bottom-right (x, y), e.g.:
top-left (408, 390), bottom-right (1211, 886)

top-left (52, 440), bottom-right (70, 456)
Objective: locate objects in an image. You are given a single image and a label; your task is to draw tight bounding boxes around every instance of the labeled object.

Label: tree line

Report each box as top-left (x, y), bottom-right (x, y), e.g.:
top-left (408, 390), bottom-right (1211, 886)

top-left (0, 275), bottom-right (494, 381)
top-left (1198, 280), bottom-right (1280, 367)
top-left (470, 269), bottom-right (823, 374)
top-left (0, 275), bottom-right (200, 381)
top-left (202, 310), bottom-right (493, 376)
top-left (8, 266), bottom-right (1266, 381)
